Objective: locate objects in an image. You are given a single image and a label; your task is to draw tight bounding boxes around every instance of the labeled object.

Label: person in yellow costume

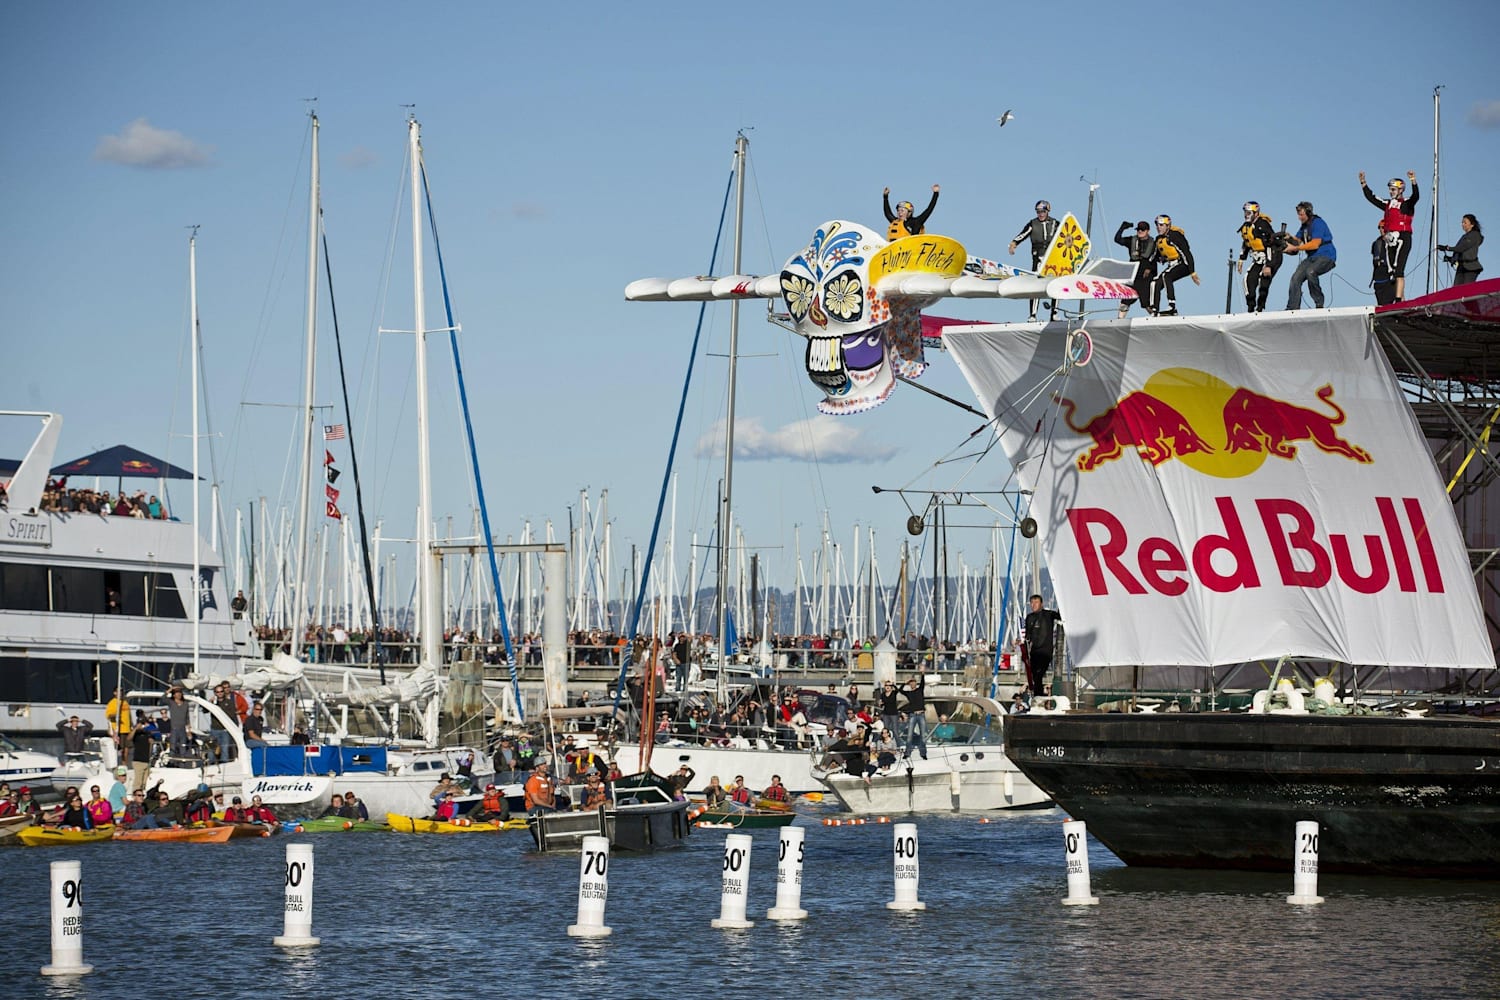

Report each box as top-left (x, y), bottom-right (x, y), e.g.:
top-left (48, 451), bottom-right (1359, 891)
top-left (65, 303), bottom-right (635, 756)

top-left (104, 687), bottom-right (131, 756)
top-left (883, 184), bottom-right (940, 239)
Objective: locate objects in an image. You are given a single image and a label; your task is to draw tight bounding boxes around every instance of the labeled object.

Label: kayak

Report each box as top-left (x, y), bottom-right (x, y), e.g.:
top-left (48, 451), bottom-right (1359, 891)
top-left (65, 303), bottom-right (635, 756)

top-left (0, 814), bottom-right (36, 841)
top-left (206, 820), bottom-right (279, 839)
top-left (114, 825), bottom-right (235, 843)
top-left (290, 817), bottom-right (391, 834)
top-left (17, 825), bottom-right (114, 847)
top-left (693, 806), bottom-right (797, 830)
top-left (385, 812), bottom-right (526, 834)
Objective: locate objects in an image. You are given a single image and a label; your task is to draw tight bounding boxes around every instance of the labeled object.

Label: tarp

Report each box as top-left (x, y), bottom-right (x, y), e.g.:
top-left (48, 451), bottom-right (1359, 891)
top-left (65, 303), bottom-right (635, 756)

top-left (944, 308), bottom-right (1492, 670)
top-left (51, 444), bottom-right (197, 479)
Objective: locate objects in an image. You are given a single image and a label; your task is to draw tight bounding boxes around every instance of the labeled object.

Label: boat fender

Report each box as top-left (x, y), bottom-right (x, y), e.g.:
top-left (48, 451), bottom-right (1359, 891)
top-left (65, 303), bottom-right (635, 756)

top-left (1273, 678), bottom-right (1307, 714)
top-left (1313, 678), bottom-right (1336, 706)
top-left (949, 770), bottom-right (962, 796)
top-left (1250, 690), bottom-right (1269, 714)
top-left (1003, 770), bottom-right (1014, 800)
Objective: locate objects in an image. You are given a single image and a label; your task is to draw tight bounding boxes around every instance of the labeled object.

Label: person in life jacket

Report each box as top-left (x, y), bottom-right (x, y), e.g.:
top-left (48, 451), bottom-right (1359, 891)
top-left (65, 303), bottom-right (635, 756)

top-left (1237, 201), bottom-right (1282, 313)
top-left (1151, 215), bottom-right (1199, 316)
top-left (1371, 220), bottom-right (1397, 306)
top-left (1010, 200), bottom-right (1061, 320)
top-left (1113, 219), bottom-right (1157, 318)
top-left (761, 774), bottom-right (790, 803)
top-left (1360, 170), bottom-right (1418, 302)
top-left (182, 784), bottom-right (214, 824)
top-left (474, 783), bottom-right (510, 821)
top-left (883, 184), bottom-right (941, 240)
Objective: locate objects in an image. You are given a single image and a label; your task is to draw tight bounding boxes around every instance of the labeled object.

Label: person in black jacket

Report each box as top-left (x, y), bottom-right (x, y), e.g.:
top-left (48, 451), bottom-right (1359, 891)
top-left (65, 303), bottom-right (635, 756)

top-left (1150, 215), bottom-right (1200, 316)
top-left (1371, 221), bottom-right (1397, 306)
top-left (1010, 200), bottom-right (1061, 319)
top-left (1113, 220), bottom-right (1157, 318)
top-left (1237, 201), bottom-right (1282, 313)
top-left (900, 674), bottom-right (928, 760)
top-left (1023, 594), bottom-right (1062, 698)
top-left (883, 185), bottom-right (940, 239)
top-left (1439, 214), bottom-right (1485, 286)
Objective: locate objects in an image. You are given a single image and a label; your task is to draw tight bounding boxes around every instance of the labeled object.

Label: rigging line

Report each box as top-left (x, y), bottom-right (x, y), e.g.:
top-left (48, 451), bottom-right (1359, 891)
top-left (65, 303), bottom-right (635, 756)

top-left (320, 219), bottom-right (389, 683)
top-left (610, 165), bottom-right (738, 724)
top-left (420, 160), bottom-right (525, 719)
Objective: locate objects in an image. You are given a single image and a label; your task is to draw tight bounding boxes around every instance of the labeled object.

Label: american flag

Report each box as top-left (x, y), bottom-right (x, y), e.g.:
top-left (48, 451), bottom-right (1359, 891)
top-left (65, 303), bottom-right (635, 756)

top-left (323, 423), bottom-right (346, 441)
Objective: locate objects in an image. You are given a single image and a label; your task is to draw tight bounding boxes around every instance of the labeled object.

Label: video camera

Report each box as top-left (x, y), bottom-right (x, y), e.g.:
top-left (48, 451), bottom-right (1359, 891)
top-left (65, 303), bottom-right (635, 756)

top-left (1266, 222), bottom-right (1293, 253)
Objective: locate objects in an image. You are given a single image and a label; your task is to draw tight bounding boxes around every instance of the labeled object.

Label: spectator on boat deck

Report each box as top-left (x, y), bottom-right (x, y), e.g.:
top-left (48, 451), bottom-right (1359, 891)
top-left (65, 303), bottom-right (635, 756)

top-left (210, 683), bottom-right (237, 762)
top-left (524, 762), bottom-right (556, 815)
top-left (104, 688), bottom-right (131, 751)
top-left (242, 701), bottom-right (268, 749)
top-left (167, 688), bottom-right (192, 756)
top-left (429, 772), bottom-right (464, 805)
top-left (932, 714), bottom-right (957, 742)
top-left (129, 711), bottom-right (154, 791)
top-left (456, 751), bottom-right (476, 789)
top-left (1023, 594), bottom-right (1062, 700)
top-left (56, 714), bottom-right (95, 754)
top-left (901, 674), bottom-right (929, 761)
top-left (345, 791), bottom-right (368, 821)
top-left (290, 723), bottom-right (311, 746)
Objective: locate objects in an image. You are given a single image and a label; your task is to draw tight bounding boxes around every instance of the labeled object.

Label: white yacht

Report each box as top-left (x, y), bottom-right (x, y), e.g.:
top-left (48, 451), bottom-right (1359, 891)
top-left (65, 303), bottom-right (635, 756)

top-left (1, 412), bottom-right (250, 742)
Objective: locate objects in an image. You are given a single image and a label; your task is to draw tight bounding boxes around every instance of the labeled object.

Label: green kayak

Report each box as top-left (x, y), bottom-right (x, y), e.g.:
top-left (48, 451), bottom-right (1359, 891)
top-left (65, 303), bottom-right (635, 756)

top-left (289, 817), bottom-right (391, 833)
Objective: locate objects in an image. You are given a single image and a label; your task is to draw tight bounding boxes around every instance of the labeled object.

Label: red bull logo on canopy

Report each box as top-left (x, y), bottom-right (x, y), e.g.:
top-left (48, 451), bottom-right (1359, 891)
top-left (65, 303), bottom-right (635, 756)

top-left (1056, 367), bottom-right (1372, 476)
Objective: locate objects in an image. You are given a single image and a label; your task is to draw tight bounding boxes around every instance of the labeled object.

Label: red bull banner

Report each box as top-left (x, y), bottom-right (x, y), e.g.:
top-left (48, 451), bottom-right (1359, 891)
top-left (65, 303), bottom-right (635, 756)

top-left (944, 309), bottom-right (1492, 669)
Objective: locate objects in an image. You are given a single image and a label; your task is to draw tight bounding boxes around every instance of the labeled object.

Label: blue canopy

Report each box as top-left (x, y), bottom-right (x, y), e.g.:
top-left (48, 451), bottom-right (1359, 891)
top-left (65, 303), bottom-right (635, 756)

top-left (51, 444), bottom-right (197, 480)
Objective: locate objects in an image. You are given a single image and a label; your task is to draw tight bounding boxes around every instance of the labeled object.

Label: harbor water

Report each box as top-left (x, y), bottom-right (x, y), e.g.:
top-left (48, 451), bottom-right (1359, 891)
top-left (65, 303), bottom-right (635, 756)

top-left (3, 807), bottom-right (1498, 999)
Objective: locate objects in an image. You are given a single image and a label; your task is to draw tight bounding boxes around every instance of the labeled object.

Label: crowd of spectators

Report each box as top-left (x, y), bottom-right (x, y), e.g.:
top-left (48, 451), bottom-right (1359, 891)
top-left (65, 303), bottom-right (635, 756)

top-left (35, 480), bottom-right (169, 519)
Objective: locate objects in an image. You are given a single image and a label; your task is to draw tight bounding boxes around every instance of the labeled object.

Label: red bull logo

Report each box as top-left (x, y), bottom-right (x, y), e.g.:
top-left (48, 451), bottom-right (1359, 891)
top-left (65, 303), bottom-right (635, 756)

top-left (1056, 368), bottom-right (1372, 476)
top-left (1069, 495), bottom-right (1443, 596)
top-left (122, 459), bottom-right (157, 472)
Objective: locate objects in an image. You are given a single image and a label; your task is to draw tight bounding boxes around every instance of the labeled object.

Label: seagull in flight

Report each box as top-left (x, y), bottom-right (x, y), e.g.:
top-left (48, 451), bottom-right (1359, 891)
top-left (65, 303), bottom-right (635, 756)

top-left (996, 109), bottom-right (1015, 126)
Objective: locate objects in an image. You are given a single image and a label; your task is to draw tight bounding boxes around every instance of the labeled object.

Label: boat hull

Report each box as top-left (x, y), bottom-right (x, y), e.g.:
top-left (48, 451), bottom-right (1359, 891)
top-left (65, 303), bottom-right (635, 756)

top-left (821, 745), bottom-right (1050, 815)
top-left (693, 806), bottom-right (796, 829)
top-left (1007, 712), bottom-right (1500, 878)
top-left (385, 812), bottom-right (522, 834)
top-left (527, 800), bottom-right (692, 852)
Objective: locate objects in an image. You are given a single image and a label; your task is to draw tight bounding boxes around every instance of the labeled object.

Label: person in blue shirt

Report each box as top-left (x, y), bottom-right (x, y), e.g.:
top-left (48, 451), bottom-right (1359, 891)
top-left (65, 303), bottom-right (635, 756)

top-left (1284, 201), bottom-right (1337, 310)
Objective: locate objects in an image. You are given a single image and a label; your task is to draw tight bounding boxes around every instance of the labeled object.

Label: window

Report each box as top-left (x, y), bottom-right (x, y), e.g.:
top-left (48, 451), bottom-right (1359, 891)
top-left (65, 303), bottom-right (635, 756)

top-left (51, 567), bottom-right (108, 615)
top-left (0, 562), bottom-right (49, 611)
top-left (146, 573), bottom-right (186, 619)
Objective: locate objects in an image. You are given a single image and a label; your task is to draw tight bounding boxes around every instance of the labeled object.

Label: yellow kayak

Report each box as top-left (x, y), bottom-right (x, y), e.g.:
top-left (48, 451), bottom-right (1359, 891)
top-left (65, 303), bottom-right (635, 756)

top-left (17, 825), bottom-right (115, 847)
top-left (385, 812), bottom-right (526, 834)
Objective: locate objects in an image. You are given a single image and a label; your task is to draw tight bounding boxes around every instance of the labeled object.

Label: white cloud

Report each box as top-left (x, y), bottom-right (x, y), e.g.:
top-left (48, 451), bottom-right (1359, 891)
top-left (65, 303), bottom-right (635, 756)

top-left (1468, 100), bottom-right (1500, 129)
top-left (93, 118), bottom-right (212, 168)
top-left (339, 145), bottom-right (378, 169)
top-left (695, 416), bottom-right (897, 464)
top-left (510, 201), bottom-right (547, 220)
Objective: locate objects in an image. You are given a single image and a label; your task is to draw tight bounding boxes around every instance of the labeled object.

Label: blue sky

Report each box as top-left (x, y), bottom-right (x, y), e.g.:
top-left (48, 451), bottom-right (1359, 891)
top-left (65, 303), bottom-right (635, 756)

top-left (4, 1), bottom-right (1498, 614)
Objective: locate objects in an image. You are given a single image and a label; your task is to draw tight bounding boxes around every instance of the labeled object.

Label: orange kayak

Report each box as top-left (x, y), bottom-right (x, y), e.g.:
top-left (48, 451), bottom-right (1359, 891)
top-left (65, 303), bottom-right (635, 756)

top-left (114, 825), bottom-right (235, 843)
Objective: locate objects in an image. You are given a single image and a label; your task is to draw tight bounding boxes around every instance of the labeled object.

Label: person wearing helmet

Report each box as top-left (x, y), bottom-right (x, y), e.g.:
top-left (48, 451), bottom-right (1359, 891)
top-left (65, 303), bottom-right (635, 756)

top-left (1371, 220), bottom-right (1398, 306)
top-left (1112, 219), bottom-right (1157, 318)
top-left (1284, 201), bottom-right (1337, 310)
top-left (1359, 170), bottom-right (1419, 302)
top-left (883, 184), bottom-right (941, 240)
top-left (1150, 215), bottom-right (1199, 316)
top-left (1009, 200), bottom-right (1061, 319)
top-left (1237, 201), bottom-right (1282, 313)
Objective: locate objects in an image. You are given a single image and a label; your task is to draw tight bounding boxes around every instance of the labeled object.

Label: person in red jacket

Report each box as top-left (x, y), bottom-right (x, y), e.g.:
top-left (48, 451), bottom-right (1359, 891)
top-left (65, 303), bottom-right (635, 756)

top-left (1359, 170), bottom-right (1419, 302)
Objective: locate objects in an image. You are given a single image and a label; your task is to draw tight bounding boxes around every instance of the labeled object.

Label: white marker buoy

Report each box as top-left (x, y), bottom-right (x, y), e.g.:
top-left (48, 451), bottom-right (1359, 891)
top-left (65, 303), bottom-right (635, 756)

top-left (1061, 819), bottom-right (1100, 905)
top-left (568, 835), bottom-right (612, 937)
top-left (273, 842), bottom-right (320, 948)
top-left (886, 822), bottom-right (926, 910)
top-left (767, 825), bottom-right (808, 920)
top-left (40, 860), bottom-right (92, 976)
top-left (711, 833), bottom-right (754, 928)
top-left (1287, 820), bottom-right (1325, 905)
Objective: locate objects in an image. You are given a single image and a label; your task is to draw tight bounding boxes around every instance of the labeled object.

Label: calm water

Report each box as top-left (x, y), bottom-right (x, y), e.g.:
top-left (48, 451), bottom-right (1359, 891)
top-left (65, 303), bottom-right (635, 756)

top-left (3, 806), bottom-right (1497, 1000)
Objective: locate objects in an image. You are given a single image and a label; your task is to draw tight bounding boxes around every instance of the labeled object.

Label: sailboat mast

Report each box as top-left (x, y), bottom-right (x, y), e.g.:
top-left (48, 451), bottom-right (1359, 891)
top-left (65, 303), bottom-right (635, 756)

top-left (1428, 85), bottom-right (1444, 295)
top-left (290, 113), bottom-right (320, 655)
top-left (189, 228), bottom-right (201, 663)
top-left (715, 131), bottom-right (748, 699)
top-left (409, 116), bottom-right (440, 673)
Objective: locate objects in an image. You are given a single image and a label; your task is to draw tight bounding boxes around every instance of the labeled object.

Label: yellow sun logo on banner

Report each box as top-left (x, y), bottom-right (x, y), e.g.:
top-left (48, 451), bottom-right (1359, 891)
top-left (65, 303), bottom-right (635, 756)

top-left (1040, 213), bottom-right (1090, 277)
